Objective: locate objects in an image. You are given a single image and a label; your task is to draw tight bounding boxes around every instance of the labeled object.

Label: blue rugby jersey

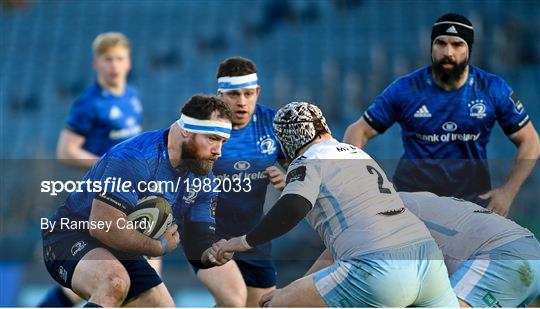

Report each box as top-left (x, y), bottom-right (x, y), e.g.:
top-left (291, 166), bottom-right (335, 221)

top-left (213, 104), bottom-right (284, 255)
top-left (363, 65), bottom-right (530, 203)
top-left (66, 82), bottom-right (143, 156)
top-left (44, 129), bottom-right (217, 245)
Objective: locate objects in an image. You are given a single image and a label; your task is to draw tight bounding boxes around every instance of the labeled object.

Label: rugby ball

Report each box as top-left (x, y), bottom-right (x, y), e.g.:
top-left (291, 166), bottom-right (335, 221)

top-left (127, 196), bottom-right (173, 239)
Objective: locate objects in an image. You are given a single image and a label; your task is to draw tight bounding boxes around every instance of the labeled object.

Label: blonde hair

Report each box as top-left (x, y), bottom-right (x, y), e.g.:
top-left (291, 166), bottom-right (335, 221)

top-left (92, 32), bottom-right (131, 57)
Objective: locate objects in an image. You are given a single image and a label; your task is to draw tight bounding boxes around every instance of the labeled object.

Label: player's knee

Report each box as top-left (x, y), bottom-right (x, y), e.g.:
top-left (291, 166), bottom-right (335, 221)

top-left (265, 297), bottom-right (281, 307)
top-left (100, 272), bottom-right (130, 305)
top-left (264, 290), bottom-right (294, 307)
top-left (216, 293), bottom-right (246, 307)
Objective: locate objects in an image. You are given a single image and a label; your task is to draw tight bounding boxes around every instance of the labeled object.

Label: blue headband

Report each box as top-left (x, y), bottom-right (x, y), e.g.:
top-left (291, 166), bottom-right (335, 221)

top-left (217, 73), bottom-right (258, 92)
top-left (176, 114), bottom-right (231, 139)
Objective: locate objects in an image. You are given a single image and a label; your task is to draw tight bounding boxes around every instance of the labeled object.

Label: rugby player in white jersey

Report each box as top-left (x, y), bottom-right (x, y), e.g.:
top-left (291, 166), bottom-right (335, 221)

top-left (210, 102), bottom-right (459, 307)
top-left (399, 191), bottom-right (540, 307)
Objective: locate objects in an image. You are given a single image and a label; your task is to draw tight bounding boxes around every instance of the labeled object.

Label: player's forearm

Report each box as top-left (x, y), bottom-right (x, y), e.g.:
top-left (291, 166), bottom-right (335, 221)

top-left (304, 248), bottom-right (334, 276)
top-left (343, 118), bottom-right (375, 148)
top-left (88, 200), bottom-right (163, 256)
top-left (89, 224), bottom-right (163, 257)
top-left (502, 140), bottom-right (539, 194)
top-left (57, 146), bottom-right (99, 169)
top-left (245, 194), bottom-right (311, 247)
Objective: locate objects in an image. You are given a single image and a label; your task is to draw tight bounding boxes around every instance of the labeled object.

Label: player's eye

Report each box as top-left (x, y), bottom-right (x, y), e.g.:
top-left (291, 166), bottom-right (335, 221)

top-left (226, 91), bottom-right (240, 97)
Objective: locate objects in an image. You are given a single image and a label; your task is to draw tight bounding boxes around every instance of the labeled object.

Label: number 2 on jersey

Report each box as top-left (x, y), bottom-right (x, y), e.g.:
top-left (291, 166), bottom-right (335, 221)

top-left (366, 165), bottom-right (392, 194)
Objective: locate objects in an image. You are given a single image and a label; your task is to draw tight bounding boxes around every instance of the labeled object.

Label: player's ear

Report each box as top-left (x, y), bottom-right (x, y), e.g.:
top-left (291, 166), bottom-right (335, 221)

top-left (255, 86), bottom-right (261, 96)
top-left (126, 56), bottom-right (132, 71)
top-left (180, 128), bottom-right (191, 138)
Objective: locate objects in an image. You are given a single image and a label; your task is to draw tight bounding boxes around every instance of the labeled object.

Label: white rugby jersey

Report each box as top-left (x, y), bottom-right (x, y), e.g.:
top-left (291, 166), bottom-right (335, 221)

top-left (399, 191), bottom-right (534, 274)
top-left (282, 138), bottom-right (432, 259)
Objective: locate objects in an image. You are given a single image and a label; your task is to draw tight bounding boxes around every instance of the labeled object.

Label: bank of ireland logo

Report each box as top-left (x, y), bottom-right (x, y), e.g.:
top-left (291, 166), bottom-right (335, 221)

top-left (258, 136), bottom-right (277, 155)
top-left (442, 121), bottom-right (457, 132)
top-left (234, 161), bottom-right (251, 171)
top-left (469, 100), bottom-right (487, 119)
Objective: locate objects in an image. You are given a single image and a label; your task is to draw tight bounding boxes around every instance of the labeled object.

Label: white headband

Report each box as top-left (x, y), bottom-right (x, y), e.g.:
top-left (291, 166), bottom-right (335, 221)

top-left (217, 73), bottom-right (258, 92)
top-left (433, 21), bottom-right (474, 30)
top-left (176, 114), bottom-right (232, 139)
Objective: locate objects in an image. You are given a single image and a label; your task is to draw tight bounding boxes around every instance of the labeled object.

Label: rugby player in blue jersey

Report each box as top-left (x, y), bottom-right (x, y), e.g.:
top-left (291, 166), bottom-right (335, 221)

top-left (42, 95), bottom-right (232, 307)
top-left (344, 13), bottom-right (539, 216)
top-left (56, 32), bottom-right (143, 170)
top-left (42, 32), bottom-right (146, 307)
top-left (195, 57), bottom-right (286, 307)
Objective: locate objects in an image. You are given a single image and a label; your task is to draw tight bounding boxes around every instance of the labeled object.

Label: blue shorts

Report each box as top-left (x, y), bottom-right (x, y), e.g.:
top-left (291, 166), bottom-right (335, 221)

top-left (42, 231), bottom-right (162, 301)
top-left (234, 256), bottom-right (276, 288)
top-left (192, 254), bottom-right (277, 288)
top-left (313, 240), bottom-right (458, 307)
top-left (451, 236), bottom-right (540, 307)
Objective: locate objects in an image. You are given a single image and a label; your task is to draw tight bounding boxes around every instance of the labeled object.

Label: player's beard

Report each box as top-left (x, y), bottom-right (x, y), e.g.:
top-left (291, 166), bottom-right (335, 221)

top-left (179, 140), bottom-right (216, 176)
top-left (432, 56), bottom-right (468, 85)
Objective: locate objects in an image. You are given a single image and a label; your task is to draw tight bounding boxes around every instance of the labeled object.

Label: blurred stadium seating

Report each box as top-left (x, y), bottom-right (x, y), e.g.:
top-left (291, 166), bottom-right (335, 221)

top-left (1, 0), bottom-right (538, 305)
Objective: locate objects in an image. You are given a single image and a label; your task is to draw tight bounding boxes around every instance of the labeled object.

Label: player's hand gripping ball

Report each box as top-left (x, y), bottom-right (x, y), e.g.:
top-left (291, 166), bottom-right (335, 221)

top-left (127, 196), bottom-right (173, 239)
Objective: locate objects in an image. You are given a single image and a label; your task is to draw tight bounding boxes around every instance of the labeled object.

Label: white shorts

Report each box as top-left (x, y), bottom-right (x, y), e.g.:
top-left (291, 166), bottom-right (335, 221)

top-left (313, 240), bottom-right (458, 307)
top-left (451, 236), bottom-right (540, 307)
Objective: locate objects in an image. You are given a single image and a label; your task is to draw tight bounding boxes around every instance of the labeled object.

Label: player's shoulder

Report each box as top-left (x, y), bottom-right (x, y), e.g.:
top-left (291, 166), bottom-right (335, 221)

top-left (394, 66), bottom-right (430, 87)
top-left (254, 104), bottom-right (277, 123)
top-left (296, 138), bottom-right (346, 161)
top-left (382, 66), bottom-right (430, 96)
top-left (107, 129), bottom-right (164, 159)
top-left (469, 65), bottom-right (509, 92)
top-left (255, 103), bottom-right (276, 113)
top-left (124, 84), bottom-right (140, 97)
top-left (72, 83), bottom-right (102, 108)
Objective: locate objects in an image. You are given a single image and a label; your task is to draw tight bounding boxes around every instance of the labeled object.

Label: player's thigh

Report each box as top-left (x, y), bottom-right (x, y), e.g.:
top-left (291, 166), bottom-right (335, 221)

top-left (415, 258), bottom-right (459, 307)
top-left (312, 258), bottom-right (411, 307)
top-left (122, 283), bottom-right (174, 307)
top-left (246, 286), bottom-right (275, 308)
top-left (71, 247), bottom-right (130, 300)
top-left (197, 260), bottom-right (247, 307)
top-left (266, 275), bottom-right (326, 307)
top-left (312, 242), bottom-right (455, 308)
top-left (451, 256), bottom-right (539, 307)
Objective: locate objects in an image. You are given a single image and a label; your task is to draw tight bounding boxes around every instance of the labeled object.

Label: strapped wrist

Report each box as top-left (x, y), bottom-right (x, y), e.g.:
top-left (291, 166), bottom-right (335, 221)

top-left (160, 236), bottom-right (170, 255)
top-left (240, 235), bottom-right (253, 250)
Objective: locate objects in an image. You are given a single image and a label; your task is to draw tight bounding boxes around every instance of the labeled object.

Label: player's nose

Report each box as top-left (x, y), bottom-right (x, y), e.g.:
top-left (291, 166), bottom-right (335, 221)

top-left (211, 141), bottom-right (223, 156)
top-left (443, 45), bottom-right (454, 57)
top-left (237, 94), bottom-right (248, 107)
